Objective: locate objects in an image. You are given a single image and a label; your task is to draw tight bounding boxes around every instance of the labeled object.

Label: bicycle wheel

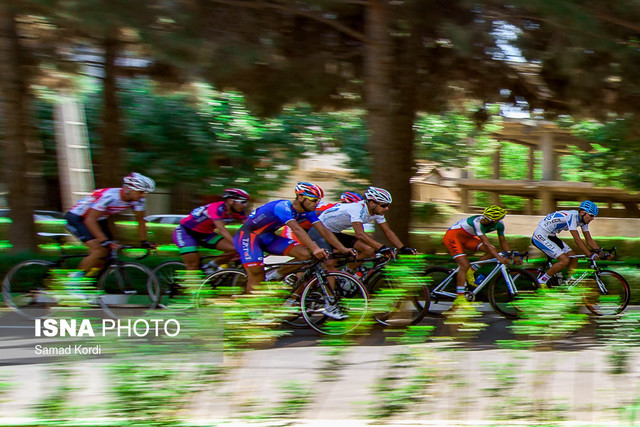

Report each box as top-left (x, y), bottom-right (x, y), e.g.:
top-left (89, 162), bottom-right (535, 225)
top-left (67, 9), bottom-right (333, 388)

top-left (300, 271), bottom-right (369, 335)
top-left (367, 271), bottom-right (430, 326)
top-left (196, 268), bottom-right (247, 308)
top-left (152, 261), bottom-right (186, 308)
top-left (489, 267), bottom-right (539, 319)
top-left (96, 262), bottom-right (160, 315)
top-left (583, 270), bottom-right (630, 315)
top-left (2, 260), bottom-right (59, 318)
top-left (422, 266), bottom-right (455, 317)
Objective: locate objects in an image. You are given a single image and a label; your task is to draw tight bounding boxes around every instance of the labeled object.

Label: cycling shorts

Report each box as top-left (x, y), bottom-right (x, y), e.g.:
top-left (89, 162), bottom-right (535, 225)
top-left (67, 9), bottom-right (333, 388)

top-left (172, 225), bottom-right (224, 255)
top-left (532, 228), bottom-right (571, 259)
top-left (64, 212), bottom-right (112, 243)
top-left (443, 228), bottom-right (482, 258)
top-left (233, 229), bottom-right (299, 268)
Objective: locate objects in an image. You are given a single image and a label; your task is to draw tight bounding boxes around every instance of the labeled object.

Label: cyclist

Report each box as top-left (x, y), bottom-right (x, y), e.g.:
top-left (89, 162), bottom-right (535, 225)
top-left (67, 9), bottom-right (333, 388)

top-left (280, 190), bottom-right (364, 242)
top-left (317, 186), bottom-right (417, 267)
top-left (532, 200), bottom-right (603, 285)
top-left (233, 182), bottom-right (354, 318)
top-left (443, 205), bottom-right (520, 296)
top-left (64, 172), bottom-right (156, 276)
top-left (173, 189), bottom-right (250, 272)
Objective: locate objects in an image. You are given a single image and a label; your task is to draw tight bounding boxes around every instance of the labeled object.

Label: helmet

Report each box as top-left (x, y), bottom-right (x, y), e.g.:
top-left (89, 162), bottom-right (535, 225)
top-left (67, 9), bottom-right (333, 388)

top-left (340, 191), bottom-right (364, 203)
top-left (579, 200), bottom-right (598, 216)
top-left (123, 172), bottom-right (155, 192)
top-left (483, 205), bottom-right (507, 221)
top-left (222, 188), bottom-right (250, 202)
top-left (364, 186), bottom-right (392, 204)
top-left (294, 182), bottom-right (324, 199)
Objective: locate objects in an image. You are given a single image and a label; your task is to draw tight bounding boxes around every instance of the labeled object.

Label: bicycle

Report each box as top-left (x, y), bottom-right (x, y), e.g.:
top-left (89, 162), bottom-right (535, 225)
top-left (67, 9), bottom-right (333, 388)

top-left (345, 250), bottom-right (430, 327)
top-left (196, 254), bottom-right (370, 335)
top-left (525, 247), bottom-right (630, 316)
top-left (422, 252), bottom-right (539, 319)
top-left (2, 232), bottom-right (160, 319)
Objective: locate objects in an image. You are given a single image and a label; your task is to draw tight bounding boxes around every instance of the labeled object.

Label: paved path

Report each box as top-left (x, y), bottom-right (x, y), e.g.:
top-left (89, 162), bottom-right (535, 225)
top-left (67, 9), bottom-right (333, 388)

top-left (1, 305), bottom-right (638, 425)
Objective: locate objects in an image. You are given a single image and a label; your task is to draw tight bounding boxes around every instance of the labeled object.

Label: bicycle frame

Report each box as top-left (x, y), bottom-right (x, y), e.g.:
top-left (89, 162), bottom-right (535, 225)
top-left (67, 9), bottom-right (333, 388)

top-left (431, 257), bottom-right (517, 301)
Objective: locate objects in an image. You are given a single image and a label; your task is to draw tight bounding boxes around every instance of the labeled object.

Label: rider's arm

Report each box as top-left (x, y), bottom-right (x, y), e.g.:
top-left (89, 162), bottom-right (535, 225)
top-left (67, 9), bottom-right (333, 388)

top-left (213, 219), bottom-right (234, 243)
top-left (582, 230), bottom-right (600, 251)
top-left (311, 222), bottom-right (353, 254)
top-left (287, 220), bottom-right (326, 258)
top-left (84, 208), bottom-right (110, 243)
top-left (377, 221), bottom-right (405, 249)
top-left (134, 210), bottom-right (148, 242)
top-left (480, 234), bottom-right (508, 263)
top-left (352, 221), bottom-right (384, 250)
top-left (498, 235), bottom-right (522, 265)
top-left (570, 229), bottom-right (593, 256)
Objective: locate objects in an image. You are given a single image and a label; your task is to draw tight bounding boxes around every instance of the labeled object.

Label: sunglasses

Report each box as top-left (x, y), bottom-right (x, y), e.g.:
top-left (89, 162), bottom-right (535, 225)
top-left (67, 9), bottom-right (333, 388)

top-left (233, 199), bottom-right (249, 205)
top-left (377, 203), bottom-right (390, 208)
top-left (303, 196), bottom-right (320, 203)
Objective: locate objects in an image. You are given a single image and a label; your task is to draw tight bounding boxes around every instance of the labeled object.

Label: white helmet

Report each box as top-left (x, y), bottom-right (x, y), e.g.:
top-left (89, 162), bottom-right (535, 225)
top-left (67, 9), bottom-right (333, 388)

top-left (123, 172), bottom-right (156, 192)
top-left (364, 186), bottom-right (392, 204)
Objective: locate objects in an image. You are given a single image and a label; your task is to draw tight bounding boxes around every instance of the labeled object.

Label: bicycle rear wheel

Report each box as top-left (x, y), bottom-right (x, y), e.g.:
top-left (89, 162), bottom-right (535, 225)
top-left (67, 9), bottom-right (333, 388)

top-left (489, 267), bottom-right (539, 319)
top-left (96, 262), bottom-right (160, 316)
top-left (300, 272), bottom-right (369, 335)
top-left (367, 271), bottom-right (430, 326)
top-left (422, 266), bottom-right (455, 317)
top-left (2, 260), bottom-right (60, 318)
top-left (583, 270), bottom-right (630, 315)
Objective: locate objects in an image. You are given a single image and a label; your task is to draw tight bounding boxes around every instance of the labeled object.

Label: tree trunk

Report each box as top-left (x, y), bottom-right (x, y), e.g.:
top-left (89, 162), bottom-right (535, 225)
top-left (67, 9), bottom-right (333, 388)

top-left (97, 34), bottom-right (124, 187)
top-left (0, 4), bottom-right (37, 253)
top-left (365, 0), bottom-right (415, 244)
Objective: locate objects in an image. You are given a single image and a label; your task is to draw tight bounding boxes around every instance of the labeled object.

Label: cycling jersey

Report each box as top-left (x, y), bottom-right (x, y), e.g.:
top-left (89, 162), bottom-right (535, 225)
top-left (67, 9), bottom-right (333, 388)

top-left (68, 188), bottom-right (145, 220)
top-left (318, 200), bottom-right (386, 233)
top-left (280, 201), bottom-right (337, 240)
top-left (241, 200), bottom-right (320, 234)
top-left (448, 215), bottom-right (505, 237)
top-left (233, 200), bottom-right (319, 267)
top-left (443, 215), bottom-right (504, 258)
top-left (536, 210), bottom-right (588, 235)
top-left (532, 210), bottom-right (588, 259)
top-left (179, 201), bottom-right (247, 234)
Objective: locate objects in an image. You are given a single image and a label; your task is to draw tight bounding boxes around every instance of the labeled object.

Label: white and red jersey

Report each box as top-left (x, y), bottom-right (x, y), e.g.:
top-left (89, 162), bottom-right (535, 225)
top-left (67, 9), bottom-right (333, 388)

top-left (68, 188), bottom-right (146, 220)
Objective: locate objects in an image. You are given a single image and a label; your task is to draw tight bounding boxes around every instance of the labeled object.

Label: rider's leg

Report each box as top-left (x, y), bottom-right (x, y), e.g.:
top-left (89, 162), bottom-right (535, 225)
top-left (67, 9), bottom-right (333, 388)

top-left (245, 264), bottom-right (266, 294)
top-left (78, 239), bottom-right (108, 272)
top-left (454, 255), bottom-right (472, 295)
top-left (180, 252), bottom-right (200, 270)
top-left (544, 252), bottom-right (571, 278)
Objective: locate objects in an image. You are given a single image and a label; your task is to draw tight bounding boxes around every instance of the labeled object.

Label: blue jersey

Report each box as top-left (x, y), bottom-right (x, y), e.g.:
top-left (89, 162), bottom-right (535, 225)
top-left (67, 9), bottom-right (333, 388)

top-left (241, 200), bottom-right (320, 235)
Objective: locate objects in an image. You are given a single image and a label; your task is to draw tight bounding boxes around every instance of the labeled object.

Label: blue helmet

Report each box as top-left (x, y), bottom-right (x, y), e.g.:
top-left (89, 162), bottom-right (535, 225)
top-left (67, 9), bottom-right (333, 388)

top-left (579, 200), bottom-right (598, 216)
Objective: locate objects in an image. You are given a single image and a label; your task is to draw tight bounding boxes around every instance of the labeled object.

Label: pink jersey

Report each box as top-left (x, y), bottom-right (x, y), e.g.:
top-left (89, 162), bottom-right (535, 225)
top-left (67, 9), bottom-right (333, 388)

top-left (68, 188), bottom-right (145, 220)
top-left (179, 201), bottom-right (247, 234)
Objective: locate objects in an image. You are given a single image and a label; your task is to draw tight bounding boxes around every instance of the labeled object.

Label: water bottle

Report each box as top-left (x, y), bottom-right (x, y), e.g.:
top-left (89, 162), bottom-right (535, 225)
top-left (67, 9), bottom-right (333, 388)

top-left (475, 274), bottom-right (486, 286)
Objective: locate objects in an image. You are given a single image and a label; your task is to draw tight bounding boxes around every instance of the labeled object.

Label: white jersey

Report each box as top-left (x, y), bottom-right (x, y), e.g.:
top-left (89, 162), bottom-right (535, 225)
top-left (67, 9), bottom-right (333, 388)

top-left (68, 188), bottom-right (146, 220)
top-left (318, 200), bottom-right (386, 233)
top-left (537, 210), bottom-right (588, 235)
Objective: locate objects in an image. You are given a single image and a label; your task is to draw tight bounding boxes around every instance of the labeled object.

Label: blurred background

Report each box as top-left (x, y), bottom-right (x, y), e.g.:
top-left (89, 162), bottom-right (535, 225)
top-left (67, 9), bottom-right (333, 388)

top-left (3, 0), bottom-right (640, 250)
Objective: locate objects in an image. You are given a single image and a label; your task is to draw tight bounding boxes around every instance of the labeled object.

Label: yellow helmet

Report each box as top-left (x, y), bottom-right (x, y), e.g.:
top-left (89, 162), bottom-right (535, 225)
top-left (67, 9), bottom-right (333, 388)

top-left (483, 205), bottom-right (507, 221)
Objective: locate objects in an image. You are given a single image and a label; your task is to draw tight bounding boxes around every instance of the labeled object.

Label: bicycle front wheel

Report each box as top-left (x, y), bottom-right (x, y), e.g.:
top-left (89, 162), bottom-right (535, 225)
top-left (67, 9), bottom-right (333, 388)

top-left (422, 266), bottom-right (455, 317)
top-left (152, 261), bottom-right (186, 308)
top-left (583, 270), bottom-right (630, 315)
top-left (367, 271), bottom-right (430, 326)
top-left (489, 267), bottom-right (539, 319)
top-left (2, 260), bottom-right (58, 318)
top-left (196, 268), bottom-right (247, 308)
top-left (96, 262), bottom-right (160, 316)
top-left (300, 272), bottom-right (369, 335)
